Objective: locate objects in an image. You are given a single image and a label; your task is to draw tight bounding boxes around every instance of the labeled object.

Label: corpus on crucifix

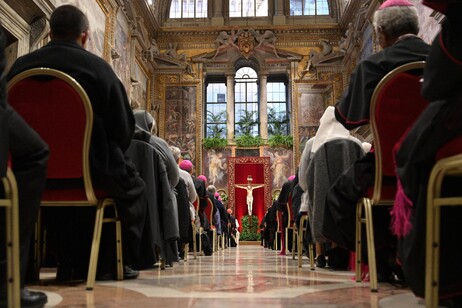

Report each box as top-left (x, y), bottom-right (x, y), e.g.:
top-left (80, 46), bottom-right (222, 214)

top-left (235, 175), bottom-right (265, 216)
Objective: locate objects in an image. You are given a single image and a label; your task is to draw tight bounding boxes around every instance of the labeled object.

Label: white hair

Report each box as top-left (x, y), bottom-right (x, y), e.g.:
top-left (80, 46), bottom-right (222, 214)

top-left (169, 146), bottom-right (181, 162)
top-left (373, 6), bottom-right (419, 37)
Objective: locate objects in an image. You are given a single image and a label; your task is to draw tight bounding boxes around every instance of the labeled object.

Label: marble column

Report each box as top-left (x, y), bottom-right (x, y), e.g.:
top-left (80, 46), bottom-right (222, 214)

top-left (212, 0), bottom-right (224, 25)
top-left (259, 74), bottom-right (268, 141)
top-left (226, 74), bottom-right (235, 142)
top-left (273, 0), bottom-right (286, 24)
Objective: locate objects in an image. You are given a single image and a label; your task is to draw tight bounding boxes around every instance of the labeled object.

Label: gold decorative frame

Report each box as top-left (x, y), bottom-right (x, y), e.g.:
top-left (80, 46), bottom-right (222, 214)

top-left (227, 156), bottom-right (272, 213)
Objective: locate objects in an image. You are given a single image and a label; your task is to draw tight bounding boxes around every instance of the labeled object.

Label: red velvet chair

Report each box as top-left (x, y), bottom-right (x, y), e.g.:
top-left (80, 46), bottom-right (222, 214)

top-left (7, 68), bottom-right (123, 290)
top-left (355, 61), bottom-right (428, 292)
top-left (426, 136), bottom-right (462, 307)
top-left (0, 167), bottom-right (20, 307)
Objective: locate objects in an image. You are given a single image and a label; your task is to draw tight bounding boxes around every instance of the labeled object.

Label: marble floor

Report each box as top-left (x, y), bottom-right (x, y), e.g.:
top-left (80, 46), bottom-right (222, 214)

top-left (29, 243), bottom-right (425, 307)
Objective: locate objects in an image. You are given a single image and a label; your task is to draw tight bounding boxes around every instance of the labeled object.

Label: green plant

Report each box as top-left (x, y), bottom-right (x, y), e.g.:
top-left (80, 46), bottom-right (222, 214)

top-left (268, 134), bottom-right (293, 148)
top-left (203, 136), bottom-right (228, 150)
top-left (266, 108), bottom-right (293, 148)
top-left (235, 110), bottom-right (258, 136)
top-left (203, 111), bottom-right (228, 150)
top-left (235, 134), bottom-right (263, 147)
top-left (206, 110), bottom-right (226, 138)
top-left (239, 215), bottom-right (260, 241)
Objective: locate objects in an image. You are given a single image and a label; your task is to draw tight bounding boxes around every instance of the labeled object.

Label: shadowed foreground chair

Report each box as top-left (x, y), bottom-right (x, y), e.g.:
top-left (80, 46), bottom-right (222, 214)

top-left (7, 68), bottom-right (123, 290)
top-left (426, 136), bottom-right (462, 308)
top-left (355, 61), bottom-right (427, 292)
top-left (0, 167), bottom-right (20, 307)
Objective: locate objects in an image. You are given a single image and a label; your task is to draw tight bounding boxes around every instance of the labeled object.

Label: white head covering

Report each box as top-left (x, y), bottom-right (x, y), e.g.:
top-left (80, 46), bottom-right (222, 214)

top-left (362, 142), bottom-right (372, 153)
top-left (311, 106), bottom-right (352, 154)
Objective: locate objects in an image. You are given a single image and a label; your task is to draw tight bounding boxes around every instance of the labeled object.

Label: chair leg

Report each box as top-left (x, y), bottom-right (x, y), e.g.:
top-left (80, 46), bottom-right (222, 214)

top-left (308, 243), bottom-right (315, 270)
top-left (363, 198), bottom-right (378, 292)
top-left (114, 205), bottom-right (123, 281)
top-left (184, 243), bottom-right (189, 261)
top-left (33, 210), bottom-right (42, 282)
top-left (192, 223), bottom-right (197, 259)
top-left (3, 170), bottom-right (21, 307)
top-left (426, 186), bottom-right (441, 308)
top-left (285, 227), bottom-right (289, 254)
top-left (199, 228), bottom-right (203, 256)
top-left (86, 202), bottom-right (106, 290)
top-left (292, 226), bottom-right (297, 260)
top-left (298, 219), bottom-right (304, 268)
top-left (355, 200), bottom-right (363, 283)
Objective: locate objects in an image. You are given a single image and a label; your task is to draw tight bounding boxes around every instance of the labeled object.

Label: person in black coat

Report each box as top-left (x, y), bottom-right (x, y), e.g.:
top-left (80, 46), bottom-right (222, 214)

top-left (394, 1), bottom-right (462, 299)
top-left (7, 5), bottom-right (145, 281)
top-left (0, 26), bottom-right (49, 308)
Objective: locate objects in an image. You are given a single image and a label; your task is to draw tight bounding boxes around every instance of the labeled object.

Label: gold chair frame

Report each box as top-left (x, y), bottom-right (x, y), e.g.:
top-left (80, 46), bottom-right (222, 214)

top-left (426, 153), bottom-right (462, 307)
top-left (292, 214), bottom-right (315, 269)
top-left (8, 68), bottom-right (124, 290)
top-left (0, 168), bottom-right (21, 307)
top-left (285, 203), bottom-right (294, 254)
top-left (207, 198), bottom-right (217, 253)
top-left (355, 61), bottom-right (426, 292)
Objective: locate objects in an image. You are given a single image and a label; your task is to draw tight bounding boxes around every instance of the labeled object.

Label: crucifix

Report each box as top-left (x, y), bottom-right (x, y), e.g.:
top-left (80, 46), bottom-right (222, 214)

top-left (235, 175), bottom-right (265, 216)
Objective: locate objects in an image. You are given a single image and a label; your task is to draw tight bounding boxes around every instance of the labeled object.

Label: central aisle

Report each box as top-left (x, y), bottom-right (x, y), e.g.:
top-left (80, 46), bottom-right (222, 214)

top-left (38, 245), bottom-right (421, 307)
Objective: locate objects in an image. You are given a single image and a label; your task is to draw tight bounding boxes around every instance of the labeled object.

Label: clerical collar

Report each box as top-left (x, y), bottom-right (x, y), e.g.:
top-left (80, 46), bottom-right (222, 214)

top-left (393, 33), bottom-right (421, 46)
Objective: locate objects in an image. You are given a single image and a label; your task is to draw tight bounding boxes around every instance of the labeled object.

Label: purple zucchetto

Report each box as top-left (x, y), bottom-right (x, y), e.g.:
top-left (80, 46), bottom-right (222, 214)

top-left (379, 0), bottom-right (413, 9)
top-left (197, 175), bottom-right (207, 183)
top-left (179, 159), bottom-right (193, 172)
top-left (288, 175), bottom-right (295, 181)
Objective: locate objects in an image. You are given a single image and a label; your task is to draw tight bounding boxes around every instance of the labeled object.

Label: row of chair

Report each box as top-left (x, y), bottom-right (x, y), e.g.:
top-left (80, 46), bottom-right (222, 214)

top-left (271, 61), bottom-right (462, 308)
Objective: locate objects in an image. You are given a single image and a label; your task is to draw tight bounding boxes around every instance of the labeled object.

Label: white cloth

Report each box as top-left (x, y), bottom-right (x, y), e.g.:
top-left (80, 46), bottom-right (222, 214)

top-left (311, 106), bottom-right (361, 154)
top-left (300, 191), bottom-right (309, 213)
top-left (298, 138), bottom-right (315, 192)
top-left (178, 168), bottom-right (197, 204)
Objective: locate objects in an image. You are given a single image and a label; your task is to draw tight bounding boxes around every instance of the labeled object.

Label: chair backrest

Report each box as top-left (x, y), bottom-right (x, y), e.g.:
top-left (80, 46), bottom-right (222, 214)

top-left (7, 68), bottom-right (97, 203)
top-left (370, 61), bottom-right (428, 202)
top-left (206, 198), bottom-right (214, 225)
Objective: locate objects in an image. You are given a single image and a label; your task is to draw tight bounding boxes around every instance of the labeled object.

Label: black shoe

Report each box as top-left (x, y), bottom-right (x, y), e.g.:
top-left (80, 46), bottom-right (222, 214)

top-left (123, 265), bottom-right (139, 280)
top-left (316, 255), bottom-right (326, 268)
top-left (21, 288), bottom-right (48, 308)
top-left (96, 265), bottom-right (139, 281)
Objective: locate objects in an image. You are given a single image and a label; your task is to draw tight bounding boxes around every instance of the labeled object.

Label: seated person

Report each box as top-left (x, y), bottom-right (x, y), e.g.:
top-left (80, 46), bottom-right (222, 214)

top-left (131, 110), bottom-right (180, 268)
top-left (305, 106), bottom-right (364, 268)
top-left (325, 0), bottom-right (430, 281)
top-left (7, 5), bottom-right (145, 280)
top-left (0, 26), bottom-right (49, 308)
top-left (334, 0), bottom-right (430, 129)
top-left (276, 175), bottom-right (296, 255)
top-left (394, 1), bottom-right (462, 300)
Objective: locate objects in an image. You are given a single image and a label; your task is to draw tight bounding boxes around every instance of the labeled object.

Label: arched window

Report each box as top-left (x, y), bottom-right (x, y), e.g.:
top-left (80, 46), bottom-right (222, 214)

top-left (230, 0), bottom-right (268, 17)
top-left (170, 0), bottom-right (208, 18)
top-left (234, 67), bottom-right (259, 136)
top-left (290, 0), bottom-right (330, 16)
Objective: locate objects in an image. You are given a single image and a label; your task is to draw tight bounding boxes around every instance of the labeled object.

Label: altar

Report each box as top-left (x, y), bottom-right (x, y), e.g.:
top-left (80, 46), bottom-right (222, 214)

top-left (227, 156), bottom-right (272, 232)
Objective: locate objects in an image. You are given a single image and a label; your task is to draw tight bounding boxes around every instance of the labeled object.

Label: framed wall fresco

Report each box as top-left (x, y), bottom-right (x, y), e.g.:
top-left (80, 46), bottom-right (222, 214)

top-left (202, 148), bottom-right (231, 191)
top-left (113, 9), bottom-right (131, 94)
top-left (131, 59), bottom-right (149, 110)
top-left (164, 85), bottom-right (197, 165)
top-left (51, 0), bottom-right (107, 58)
top-left (263, 148), bottom-right (293, 189)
